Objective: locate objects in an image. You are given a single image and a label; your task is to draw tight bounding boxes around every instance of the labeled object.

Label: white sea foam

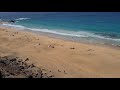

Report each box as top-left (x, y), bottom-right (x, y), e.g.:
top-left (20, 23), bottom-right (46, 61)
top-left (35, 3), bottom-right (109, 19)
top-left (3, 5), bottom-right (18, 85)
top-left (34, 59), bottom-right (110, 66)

top-left (29, 28), bottom-right (120, 41)
top-left (1, 23), bottom-right (120, 42)
top-left (1, 23), bottom-right (25, 29)
top-left (28, 28), bottom-right (93, 37)
top-left (15, 18), bottom-right (30, 21)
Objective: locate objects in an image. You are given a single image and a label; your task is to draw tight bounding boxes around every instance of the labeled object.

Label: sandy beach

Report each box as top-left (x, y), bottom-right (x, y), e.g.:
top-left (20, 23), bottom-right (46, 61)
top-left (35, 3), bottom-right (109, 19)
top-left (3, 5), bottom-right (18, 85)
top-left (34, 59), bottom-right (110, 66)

top-left (0, 26), bottom-right (120, 78)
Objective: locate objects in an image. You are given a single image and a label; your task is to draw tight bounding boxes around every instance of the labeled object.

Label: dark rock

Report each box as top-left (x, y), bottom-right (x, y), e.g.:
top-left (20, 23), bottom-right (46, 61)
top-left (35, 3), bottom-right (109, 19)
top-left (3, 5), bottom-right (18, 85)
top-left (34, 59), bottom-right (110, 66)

top-left (0, 56), bottom-right (53, 78)
top-left (50, 75), bottom-right (54, 77)
top-left (21, 62), bottom-right (24, 65)
top-left (41, 73), bottom-right (43, 76)
top-left (30, 64), bottom-right (35, 68)
top-left (10, 58), bottom-right (16, 62)
top-left (10, 73), bottom-right (15, 76)
top-left (28, 76), bottom-right (33, 78)
top-left (70, 47), bottom-right (75, 49)
top-left (19, 66), bottom-right (25, 70)
top-left (25, 58), bottom-right (29, 62)
top-left (116, 45), bottom-right (120, 47)
top-left (0, 71), bottom-right (3, 78)
top-left (9, 20), bottom-right (16, 23)
top-left (0, 61), bottom-right (6, 65)
top-left (49, 75), bottom-right (53, 78)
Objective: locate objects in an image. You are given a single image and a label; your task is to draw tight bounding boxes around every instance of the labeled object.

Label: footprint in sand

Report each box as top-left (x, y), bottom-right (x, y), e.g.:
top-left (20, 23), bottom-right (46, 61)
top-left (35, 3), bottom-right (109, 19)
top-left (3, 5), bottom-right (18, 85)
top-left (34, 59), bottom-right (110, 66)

top-left (58, 69), bottom-right (61, 72)
top-left (87, 49), bottom-right (94, 51)
top-left (48, 45), bottom-right (55, 48)
top-left (64, 70), bottom-right (67, 74)
top-left (14, 32), bottom-right (18, 34)
top-left (58, 69), bottom-right (67, 74)
top-left (10, 35), bottom-right (15, 36)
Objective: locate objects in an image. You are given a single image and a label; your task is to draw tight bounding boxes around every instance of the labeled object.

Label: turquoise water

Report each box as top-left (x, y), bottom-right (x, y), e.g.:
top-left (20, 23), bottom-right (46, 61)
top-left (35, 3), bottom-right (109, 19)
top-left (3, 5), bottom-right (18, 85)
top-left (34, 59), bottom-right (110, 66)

top-left (1, 12), bottom-right (120, 45)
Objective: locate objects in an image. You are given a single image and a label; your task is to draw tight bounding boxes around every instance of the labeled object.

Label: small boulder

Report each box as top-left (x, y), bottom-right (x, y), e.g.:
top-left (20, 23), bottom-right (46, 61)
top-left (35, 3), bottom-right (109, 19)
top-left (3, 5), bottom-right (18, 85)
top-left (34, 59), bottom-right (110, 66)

top-left (9, 20), bottom-right (16, 23)
top-left (25, 58), bottom-right (29, 62)
top-left (70, 47), bottom-right (75, 49)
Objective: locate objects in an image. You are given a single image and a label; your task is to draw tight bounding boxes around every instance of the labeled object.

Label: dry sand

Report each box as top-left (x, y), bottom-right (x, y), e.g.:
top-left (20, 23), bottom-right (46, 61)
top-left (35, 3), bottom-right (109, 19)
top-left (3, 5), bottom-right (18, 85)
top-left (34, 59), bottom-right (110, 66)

top-left (0, 26), bottom-right (120, 78)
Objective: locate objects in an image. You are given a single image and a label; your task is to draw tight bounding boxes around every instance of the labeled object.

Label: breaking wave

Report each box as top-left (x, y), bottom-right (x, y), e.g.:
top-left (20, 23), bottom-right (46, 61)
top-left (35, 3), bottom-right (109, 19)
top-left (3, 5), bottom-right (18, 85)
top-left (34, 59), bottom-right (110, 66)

top-left (1, 23), bottom-right (26, 29)
top-left (15, 18), bottom-right (30, 21)
top-left (1, 23), bottom-right (120, 42)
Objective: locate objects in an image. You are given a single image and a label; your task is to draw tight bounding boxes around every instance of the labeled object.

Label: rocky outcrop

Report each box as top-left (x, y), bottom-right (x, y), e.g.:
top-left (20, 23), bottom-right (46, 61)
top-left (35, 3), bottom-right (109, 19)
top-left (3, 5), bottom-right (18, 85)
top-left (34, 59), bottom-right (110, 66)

top-left (0, 56), bottom-right (54, 78)
top-left (8, 20), bottom-right (16, 23)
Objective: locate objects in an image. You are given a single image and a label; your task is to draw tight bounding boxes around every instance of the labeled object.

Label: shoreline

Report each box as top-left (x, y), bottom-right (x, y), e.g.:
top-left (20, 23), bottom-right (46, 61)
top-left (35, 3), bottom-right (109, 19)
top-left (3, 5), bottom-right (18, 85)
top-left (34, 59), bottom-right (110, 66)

top-left (1, 24), bottom-right (120, 50)
top-left (0, 26), bottom-right (120, 78)
top-left (22, 26), bottom-right (120, 50)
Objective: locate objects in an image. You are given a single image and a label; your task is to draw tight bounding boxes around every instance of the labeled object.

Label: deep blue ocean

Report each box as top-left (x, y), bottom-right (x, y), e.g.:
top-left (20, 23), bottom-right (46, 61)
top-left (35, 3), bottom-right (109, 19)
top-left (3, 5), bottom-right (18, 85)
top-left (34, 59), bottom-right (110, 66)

top-left (0, 12), bottom-right (120, 45)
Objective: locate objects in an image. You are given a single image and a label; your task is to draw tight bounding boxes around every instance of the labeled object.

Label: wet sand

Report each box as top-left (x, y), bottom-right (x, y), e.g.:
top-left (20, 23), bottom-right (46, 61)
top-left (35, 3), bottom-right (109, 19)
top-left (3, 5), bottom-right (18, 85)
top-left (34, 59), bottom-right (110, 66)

top-left (0, 26), bottom-right (120, 78)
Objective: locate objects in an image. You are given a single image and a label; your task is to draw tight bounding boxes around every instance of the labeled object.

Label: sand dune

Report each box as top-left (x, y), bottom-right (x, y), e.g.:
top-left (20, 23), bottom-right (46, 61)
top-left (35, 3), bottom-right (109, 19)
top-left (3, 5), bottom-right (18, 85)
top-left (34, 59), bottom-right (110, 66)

top-left (0, 26), bottom-right (120, 78)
